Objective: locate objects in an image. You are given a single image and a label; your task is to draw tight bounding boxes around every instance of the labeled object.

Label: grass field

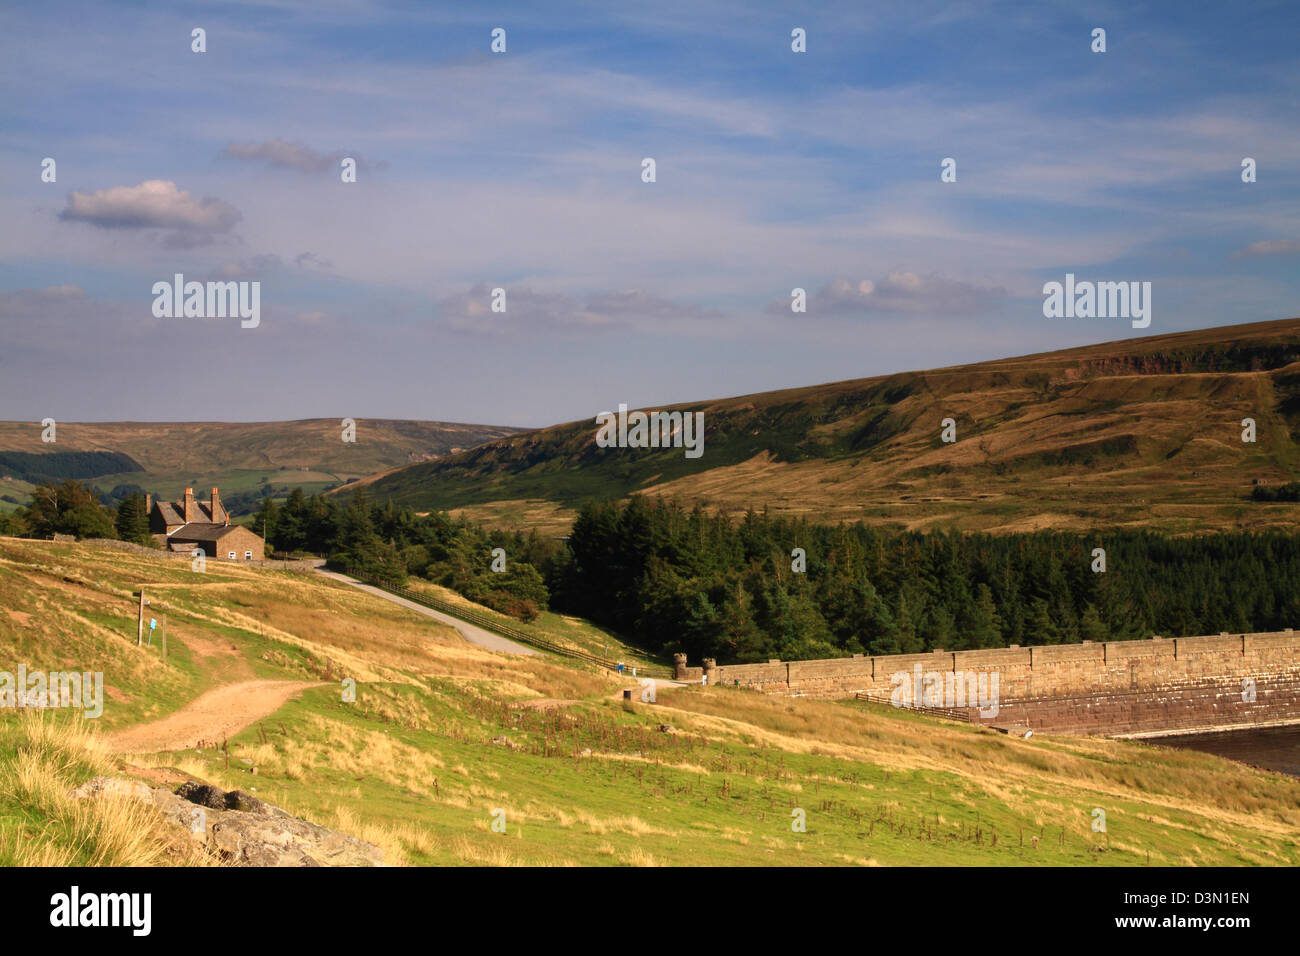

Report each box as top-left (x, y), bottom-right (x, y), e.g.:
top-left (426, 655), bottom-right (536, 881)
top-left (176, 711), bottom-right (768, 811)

top-left (399, 577), bottom-right (670, 674)
top-left (2, 538), bottom-right (1298, 866)
top-left (0, 477), bottom-right (35, 515)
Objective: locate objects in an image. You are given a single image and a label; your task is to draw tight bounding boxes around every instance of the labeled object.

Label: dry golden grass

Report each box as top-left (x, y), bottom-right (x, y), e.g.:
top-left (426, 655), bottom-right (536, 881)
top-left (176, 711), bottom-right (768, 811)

top-left (448, 499), bottom-right (577, 538)
top-left (0, 537), bottom-right (623, 714)
top-left (327, 805), bottom-right (439, 865)
top-left (448, 835), bottom-right (524, 866)
top-left (0, 713), bottom-right (208, 867)
top-left (622, 846), bottom-right (661, 867)
top-left (571, 809), bottom-right (671, 837)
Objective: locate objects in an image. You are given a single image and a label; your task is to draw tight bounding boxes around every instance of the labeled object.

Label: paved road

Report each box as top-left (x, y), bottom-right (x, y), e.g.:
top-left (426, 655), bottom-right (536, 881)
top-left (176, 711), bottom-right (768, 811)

top-left (610, 675), bottom-right (690, 700)
top-left (315, 568), bottom-right (538, 656)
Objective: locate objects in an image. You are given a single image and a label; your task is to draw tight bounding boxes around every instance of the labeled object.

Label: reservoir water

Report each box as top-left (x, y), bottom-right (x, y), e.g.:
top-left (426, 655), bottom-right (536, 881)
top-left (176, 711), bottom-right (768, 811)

top-left (1156, 724), bottom-right (1300, 778)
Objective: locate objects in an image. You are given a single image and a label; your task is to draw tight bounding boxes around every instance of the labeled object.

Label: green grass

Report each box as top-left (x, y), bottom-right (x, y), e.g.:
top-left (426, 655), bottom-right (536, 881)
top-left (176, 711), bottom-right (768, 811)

top-left (0, 477), bottom-right (35, 514)
top-left (400, 578), bottom-right (669, 674)
top-left (159, 680), bottom-right (1300, 867)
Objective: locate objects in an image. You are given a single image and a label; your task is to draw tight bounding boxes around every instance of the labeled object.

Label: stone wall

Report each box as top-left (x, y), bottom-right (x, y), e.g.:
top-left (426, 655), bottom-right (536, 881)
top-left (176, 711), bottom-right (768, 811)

top-left (77, 538), bottom-right (319, 572)
top-left (677, 630), bottom-right (1300, 735)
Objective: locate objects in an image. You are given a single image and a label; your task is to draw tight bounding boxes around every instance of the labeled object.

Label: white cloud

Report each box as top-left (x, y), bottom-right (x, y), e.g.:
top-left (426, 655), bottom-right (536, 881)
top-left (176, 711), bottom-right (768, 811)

top-left (58, 180), bottom-right (241, 246)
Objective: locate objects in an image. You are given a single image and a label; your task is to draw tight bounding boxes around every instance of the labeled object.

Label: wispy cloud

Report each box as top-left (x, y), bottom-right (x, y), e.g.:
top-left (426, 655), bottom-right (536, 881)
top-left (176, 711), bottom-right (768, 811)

top-left (221, 139), bottom-right (376, 174)
top-left (1232, 239), bottom-right (1300, 258)
top-left (767, 273), bottom-right (1008, 317)
top-left (435, 282), bottom-right (721, 335)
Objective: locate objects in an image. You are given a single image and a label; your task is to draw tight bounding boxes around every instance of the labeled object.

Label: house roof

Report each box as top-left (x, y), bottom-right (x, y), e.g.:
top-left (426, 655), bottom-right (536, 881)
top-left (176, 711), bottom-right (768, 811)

top-left (167, 523), bottom-right (250, 542)
top-left (155, 498), bottom-right (222, 526)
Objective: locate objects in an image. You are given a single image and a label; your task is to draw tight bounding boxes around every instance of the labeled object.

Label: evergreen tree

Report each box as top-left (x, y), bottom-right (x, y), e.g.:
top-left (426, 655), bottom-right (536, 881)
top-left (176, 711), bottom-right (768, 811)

top-left (1027, 598), bottom-right (1060, 645)
top-left (1080, 603), bottom-right (1109, 642)
top-left (970, 583), bottom-right (1003, 648)
top-left (114, 492), bottom-right (152, 545)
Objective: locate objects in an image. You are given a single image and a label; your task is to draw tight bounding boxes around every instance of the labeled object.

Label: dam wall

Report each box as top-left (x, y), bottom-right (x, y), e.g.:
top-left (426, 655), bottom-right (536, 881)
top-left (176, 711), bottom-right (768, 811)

top-left (673, 630), bottom-right (1300, 735)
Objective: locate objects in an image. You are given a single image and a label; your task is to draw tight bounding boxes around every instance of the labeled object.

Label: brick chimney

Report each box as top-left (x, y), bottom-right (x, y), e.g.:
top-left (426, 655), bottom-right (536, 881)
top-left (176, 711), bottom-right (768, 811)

top-left (183, 487), bottom-right (195, 523)
top-left (145, 493), bottom-right (152, 516)
top-left (211, 487), bottom-right (223, 525)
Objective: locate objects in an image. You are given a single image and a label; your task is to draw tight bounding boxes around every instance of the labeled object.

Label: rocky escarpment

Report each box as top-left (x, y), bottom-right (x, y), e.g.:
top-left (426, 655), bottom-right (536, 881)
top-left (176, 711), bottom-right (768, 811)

top-left (69, 776), bottom-right (384, 866)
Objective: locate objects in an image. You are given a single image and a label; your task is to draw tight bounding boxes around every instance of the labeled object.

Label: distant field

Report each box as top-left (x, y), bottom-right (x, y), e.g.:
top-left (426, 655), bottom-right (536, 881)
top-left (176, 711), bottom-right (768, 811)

top-left (0, 477), bottom-right (35, 514)
top-left (0, 418), bottom-right (526, 514)
top-left (86, 467), bottom-right (343, 502)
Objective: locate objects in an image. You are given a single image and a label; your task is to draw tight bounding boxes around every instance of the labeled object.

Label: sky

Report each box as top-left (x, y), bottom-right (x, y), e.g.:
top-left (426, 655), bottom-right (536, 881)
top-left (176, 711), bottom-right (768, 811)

top-left (1, 0), bottom-right (1297, 428)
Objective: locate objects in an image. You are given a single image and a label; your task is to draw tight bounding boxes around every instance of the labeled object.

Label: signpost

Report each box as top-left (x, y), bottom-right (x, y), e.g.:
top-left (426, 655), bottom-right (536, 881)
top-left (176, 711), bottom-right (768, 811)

top-left (137, 589), bottom-right (150, 646)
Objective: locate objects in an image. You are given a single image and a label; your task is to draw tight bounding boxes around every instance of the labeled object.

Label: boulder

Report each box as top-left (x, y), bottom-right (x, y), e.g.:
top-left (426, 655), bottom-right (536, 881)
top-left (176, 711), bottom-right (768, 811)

top-left (67, 776), bottom-right (153, 802)
top-left (68, 775), bottom-right (384, 867)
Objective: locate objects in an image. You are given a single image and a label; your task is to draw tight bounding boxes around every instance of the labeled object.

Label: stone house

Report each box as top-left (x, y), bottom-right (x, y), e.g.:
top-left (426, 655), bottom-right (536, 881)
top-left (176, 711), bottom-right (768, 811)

top-left (148, 486), bottom-right (264, 561)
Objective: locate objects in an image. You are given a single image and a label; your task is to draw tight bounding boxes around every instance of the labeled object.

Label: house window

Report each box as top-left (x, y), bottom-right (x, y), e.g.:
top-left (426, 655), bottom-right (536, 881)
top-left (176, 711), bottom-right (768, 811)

top-left (245, 551), bottom-right (252, 561)
top-left (228, 551), bottom-right (236, 560)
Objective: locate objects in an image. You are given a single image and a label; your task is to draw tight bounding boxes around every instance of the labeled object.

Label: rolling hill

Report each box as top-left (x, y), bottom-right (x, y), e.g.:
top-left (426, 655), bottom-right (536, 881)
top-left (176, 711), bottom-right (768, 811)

top-left (0, 418), bottom-right (527, 515)
top-left (3, 536), bottom-right (1297, 866)
top-left (357, 318), bottom-right (1300, 535)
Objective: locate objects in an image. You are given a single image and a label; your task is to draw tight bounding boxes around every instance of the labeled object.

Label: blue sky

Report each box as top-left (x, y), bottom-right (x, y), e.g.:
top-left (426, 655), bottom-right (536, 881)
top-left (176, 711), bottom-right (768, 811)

top-left (1, 0), bottom-right (1297, 426)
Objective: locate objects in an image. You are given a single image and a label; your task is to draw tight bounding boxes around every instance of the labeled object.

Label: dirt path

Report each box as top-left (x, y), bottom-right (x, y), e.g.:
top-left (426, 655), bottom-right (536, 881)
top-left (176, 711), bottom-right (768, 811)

top-left (109, 680), bottom-right (323, 753)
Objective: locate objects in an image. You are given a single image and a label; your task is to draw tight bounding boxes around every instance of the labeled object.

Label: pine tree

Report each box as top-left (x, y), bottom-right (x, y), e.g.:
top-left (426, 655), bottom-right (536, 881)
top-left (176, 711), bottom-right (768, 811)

top-left (970, 583), bottom-right (1003, 648)
top-left (1027, 598), bottom-right (1059, 645)
top-left (114, 492), bottom-right (151, 545)
top-left (1080, 603), bottom-right (1108, 642)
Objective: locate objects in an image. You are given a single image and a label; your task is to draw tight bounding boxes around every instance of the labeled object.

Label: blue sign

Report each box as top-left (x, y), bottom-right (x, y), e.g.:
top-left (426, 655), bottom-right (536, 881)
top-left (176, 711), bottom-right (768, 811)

top-left (149, 619), bottom-right (157, 630)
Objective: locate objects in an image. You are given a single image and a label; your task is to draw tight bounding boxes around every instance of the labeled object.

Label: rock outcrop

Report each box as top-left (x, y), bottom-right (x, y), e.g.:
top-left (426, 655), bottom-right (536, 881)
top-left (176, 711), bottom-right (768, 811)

top-left (69, 776), bottom-right (384, 867)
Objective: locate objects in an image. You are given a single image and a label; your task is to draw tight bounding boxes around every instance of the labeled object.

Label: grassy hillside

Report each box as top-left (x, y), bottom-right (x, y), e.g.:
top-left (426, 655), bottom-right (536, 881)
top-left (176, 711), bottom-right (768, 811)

top-left (2, 537), bottom-right (1298, 866)
top-left (359, 317), bottom-right (1300, 535)
top-left (0, 418), bottom-right (527, 514)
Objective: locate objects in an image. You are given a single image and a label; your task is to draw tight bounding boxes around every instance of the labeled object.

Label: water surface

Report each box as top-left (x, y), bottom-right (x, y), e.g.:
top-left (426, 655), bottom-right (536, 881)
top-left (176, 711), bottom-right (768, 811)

top-left (1158, 725), bottom-right (1300, 777)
